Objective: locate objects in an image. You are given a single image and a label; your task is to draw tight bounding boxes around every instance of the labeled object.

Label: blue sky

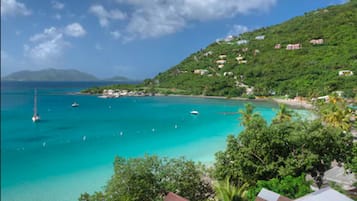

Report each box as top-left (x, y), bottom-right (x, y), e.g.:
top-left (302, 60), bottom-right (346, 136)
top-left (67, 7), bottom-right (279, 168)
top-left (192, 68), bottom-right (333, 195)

top-left (1, 0), bottom-right (348, 80)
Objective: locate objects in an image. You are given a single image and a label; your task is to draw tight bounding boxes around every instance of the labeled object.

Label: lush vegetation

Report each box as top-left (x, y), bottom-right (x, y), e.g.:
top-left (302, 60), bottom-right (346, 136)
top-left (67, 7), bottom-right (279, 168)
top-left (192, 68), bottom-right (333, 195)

top-left (79, 156), bottom-right (213, 201)
top-left (214, 103), bottom-right (353, 190)
top-left (245, 175), bottom-right (312, 200)
top-left (148, 1), bottom-right (357, 98)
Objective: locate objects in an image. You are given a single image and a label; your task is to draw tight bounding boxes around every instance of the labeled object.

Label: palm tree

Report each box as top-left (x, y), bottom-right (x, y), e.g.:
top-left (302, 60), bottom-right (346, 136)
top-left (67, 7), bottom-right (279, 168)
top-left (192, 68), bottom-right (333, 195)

top-left (273, 104), bottom-right (294, 123)
top-left (321, 104), bottom-right (351, 131)
top-left (239, 103), bottom-right (255, 127)
top-left (214, 178), bottom-right (249, 201)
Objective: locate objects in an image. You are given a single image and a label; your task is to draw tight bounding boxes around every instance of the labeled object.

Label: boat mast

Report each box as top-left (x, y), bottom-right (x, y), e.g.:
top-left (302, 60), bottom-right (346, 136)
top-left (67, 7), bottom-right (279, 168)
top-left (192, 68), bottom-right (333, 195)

top-left (34, 88), bottom-right (37, 116)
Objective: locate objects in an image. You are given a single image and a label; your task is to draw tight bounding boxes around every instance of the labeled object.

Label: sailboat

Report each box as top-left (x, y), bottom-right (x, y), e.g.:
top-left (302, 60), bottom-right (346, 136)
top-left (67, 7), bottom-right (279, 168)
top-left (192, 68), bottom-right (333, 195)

top-left (32, 89), bottom-right (40, 123)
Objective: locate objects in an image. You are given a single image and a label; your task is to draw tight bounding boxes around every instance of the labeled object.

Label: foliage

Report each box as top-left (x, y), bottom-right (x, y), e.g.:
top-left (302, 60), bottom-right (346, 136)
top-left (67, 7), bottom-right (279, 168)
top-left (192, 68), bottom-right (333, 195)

top-left (245, 175), bottom-right (312, 200)
top-left (316, 94), bottom-right (353, 131)
top-left (79, 155), bottom-right (213, 201)
top-left (150, 1), bottom-right (357, 97)
top-left (214, 177), bottom-right (249, 201)
top-left (214, 105), bottom-right (353, 188)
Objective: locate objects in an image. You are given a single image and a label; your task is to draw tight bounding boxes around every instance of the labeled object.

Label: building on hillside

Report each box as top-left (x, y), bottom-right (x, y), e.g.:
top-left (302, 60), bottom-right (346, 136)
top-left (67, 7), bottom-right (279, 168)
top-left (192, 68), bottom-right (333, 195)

top-left (223, 72), bottom-right (233, 76)
top-left (216, 60), bottom-right (226, 64)
top-left (164, 192), bottom-right (189, 201)
top-left (224, 35), bottom-right (234, 42)
top-left (254, 49), bottom-right (260, 56)
top-left (286, 43), bottom-right (302, 50)
top-left (219, 55), bottom-right (227, 59)
top-left (310, 38), bottom-right (324, 45)
top-left (339, 70), bottom-right (354, 76)
top-left (242, 47), bottom-right (249, 52)
top-left (203, 51), bottom-right (213, 56)
top-left (275, 44), bottom-right (281, 49)
top-left (255, 35), bottom-right (265, 40)
top-left (237, 40), bottom-right (249, 45)
top-left (193, 69), bottom-right (209, 75)
top-left (218, 64), bottom-right (225, 69)
top-left (255, 188), bottom-right (292, 201)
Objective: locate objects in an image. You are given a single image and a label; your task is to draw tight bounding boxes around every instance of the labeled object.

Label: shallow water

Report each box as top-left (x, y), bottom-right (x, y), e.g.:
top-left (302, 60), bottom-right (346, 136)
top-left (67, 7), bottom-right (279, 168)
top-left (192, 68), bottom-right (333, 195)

top-left (1, 81), bottom-right (287, 201)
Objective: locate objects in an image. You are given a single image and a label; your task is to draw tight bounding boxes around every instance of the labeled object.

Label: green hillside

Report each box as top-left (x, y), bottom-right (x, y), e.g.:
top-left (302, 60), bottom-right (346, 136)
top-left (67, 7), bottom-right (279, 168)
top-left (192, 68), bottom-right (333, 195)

top-left (152, 1), bottom-right (357, 98)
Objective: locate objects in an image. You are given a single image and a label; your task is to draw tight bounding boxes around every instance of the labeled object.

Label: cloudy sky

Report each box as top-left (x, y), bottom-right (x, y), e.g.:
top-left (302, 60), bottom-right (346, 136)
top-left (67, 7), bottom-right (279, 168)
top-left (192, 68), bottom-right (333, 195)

top-left (1, 0), bottom-right (347, 79)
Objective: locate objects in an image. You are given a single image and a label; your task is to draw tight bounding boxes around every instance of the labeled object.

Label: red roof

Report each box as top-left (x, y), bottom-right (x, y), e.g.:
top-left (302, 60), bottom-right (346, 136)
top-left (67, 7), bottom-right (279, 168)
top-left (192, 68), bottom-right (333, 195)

top-left (164, 192), bottom-right (189, 201)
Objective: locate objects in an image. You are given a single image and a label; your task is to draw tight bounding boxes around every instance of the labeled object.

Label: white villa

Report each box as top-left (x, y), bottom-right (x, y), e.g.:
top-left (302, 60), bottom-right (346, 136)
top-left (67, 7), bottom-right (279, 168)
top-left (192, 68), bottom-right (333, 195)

top-left (339, 70), bottom-right (354, 76)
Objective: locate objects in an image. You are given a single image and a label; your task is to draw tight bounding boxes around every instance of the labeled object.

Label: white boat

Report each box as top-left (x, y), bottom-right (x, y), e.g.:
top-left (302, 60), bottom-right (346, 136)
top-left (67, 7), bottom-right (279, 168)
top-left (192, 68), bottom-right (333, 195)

top-left (98, 95), bottom-right (108, 99)
top-left (32, 89), bottom-right (40, 123)
top-left (190, 110), bottom-right (199, 115)
top-left (72, 102), bottom-right (79, 107)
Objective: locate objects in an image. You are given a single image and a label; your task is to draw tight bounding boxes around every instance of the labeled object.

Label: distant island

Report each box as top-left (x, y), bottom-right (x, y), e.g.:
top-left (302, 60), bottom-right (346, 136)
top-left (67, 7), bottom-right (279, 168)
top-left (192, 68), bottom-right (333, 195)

top-left (1, 68), bottom-right (130, 82)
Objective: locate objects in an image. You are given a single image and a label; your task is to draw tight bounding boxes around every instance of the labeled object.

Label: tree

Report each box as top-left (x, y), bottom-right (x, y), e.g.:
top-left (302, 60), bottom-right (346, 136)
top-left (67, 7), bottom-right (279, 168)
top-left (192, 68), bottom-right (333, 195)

top-left (272, 104), bottom-right (295, 123)
top-left (214, 178), bottom-right (249, 201)
top-left (79, 155), bottom-right (213, 201)
top-left (214, 106), bottom-right (353, 188)
top-left (245, 175), bottom-right (312, 200)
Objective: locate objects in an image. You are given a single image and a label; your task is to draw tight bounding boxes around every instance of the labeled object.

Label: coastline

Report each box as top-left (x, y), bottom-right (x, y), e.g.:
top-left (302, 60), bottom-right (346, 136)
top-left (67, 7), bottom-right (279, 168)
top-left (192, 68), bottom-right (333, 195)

top-left (77, 90), bottom-right (315, 110)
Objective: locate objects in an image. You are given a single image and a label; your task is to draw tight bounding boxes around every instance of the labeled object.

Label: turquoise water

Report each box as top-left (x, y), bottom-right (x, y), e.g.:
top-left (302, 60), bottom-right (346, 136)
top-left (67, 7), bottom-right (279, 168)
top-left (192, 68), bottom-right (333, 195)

top-left (1, 82), bottom-right (282, 201)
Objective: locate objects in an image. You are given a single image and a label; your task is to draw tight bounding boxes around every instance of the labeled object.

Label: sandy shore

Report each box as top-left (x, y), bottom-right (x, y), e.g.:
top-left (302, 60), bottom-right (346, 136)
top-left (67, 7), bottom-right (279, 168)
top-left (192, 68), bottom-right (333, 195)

top-left (271, 98), bottom-right (315, 110)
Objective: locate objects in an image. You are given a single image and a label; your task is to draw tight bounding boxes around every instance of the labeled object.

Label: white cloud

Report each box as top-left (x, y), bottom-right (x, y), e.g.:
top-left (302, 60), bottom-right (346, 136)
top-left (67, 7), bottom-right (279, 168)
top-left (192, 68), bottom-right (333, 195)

top-left (65, 23), bottom-right (86, 37)
top-left (25, 23), bottom-right (85, 62)
top-left (25, 28), bottom-right (68, 62)
top-left (95, 43), bottom-right (103, 50)
top-left (228, 24), bottom-right (249, 36)
top-left (1, 0), bottom-right (31, 16)
top-left (89, 4), bottom-right (126, 27)
top-left (110, 30), bottom-right (121, 39)
top-left (114, 0), bottom-right (276, 40)
top-left (52, 1), bottom-right (64, 10)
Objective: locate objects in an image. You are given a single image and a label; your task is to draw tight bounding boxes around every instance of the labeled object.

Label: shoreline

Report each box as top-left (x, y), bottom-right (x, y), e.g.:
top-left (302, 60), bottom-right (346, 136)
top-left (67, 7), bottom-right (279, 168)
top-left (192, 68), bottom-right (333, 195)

top-left (76, 91), bottom-right (315, 110)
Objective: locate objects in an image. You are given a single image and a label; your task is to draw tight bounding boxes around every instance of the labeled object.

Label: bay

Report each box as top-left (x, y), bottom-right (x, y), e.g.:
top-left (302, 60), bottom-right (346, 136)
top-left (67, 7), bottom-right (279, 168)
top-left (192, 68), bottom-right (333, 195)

top-left (1, 81), bottom-right (284, 201)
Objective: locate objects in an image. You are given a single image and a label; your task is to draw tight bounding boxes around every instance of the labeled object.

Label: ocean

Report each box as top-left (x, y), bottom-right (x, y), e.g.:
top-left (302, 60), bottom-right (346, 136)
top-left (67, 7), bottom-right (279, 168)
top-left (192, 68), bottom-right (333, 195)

top-left (1, 81), bottom-right (284, 201)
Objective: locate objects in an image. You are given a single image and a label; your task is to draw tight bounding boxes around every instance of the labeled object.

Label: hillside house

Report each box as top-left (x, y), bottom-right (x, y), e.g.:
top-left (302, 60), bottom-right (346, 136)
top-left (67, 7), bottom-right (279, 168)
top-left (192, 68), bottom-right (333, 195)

top-left (286, 43), bottom-right (302, 50)
top-left (216, 60), bottom-right (226, 64)
top-left (242, 47), bottom-right (249, 52)
top-left (237, 40), bottom-right (249, 45)
top-left (204, 51), bottom-right (213, 56)
top-left (223, 72), bottom-right (233, 76)
top-left (254, 49), bottom-right (260, 56)
top-left (219, 55), bottom-right (227, 59)
top-left (255, 35), bottom-right (265, 40)
top-left (236, 54), bottom-right (244, 61)
top-left (275, 44), bottom-right (281, 49)
top-left (239, 60), bottom-right (247, 64)
top-left (339, 70), bottom-right (353, 76)
top-left (310, 38), bottom-right (324, 45)
top-left (193, 69), bottom-right (209, 75)
top-left (224, 35), bottom-right (234, 42)
top-left (218, 64), bottom-right (225, 69)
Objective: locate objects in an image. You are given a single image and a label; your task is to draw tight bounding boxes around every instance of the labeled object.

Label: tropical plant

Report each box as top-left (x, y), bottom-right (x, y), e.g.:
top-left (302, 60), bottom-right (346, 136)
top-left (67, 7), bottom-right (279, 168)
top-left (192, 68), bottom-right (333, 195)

top-left (214, 178), bottom-right (249, 201)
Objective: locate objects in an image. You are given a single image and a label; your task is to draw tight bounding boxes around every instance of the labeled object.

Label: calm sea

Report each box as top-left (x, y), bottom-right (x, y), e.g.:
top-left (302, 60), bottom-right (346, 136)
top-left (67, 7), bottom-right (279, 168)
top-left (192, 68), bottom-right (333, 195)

top-left (1, 81), bottom-right (281, 201)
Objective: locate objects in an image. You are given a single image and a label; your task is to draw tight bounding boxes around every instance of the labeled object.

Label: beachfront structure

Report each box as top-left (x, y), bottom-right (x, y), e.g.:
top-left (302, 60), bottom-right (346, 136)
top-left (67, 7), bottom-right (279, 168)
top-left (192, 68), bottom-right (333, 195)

top-left (164, 192), bottom-right (188, 201)
top-left (255, 35), bottom-right (265, 40)
top-left (286, 43), bottom-right (302, 50)
top-left (339, 70), bottom-right (354, 76)
top-left (310, 38), bottom-right (324, 45)
top-left (275, 44), bottom-right (281, 49)
top-left (237, 40), bottom-right (249, 45)
top-left (216, 60), bottom-right (226, 64)
top-left (218, 54), bottom-right (227, 59)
